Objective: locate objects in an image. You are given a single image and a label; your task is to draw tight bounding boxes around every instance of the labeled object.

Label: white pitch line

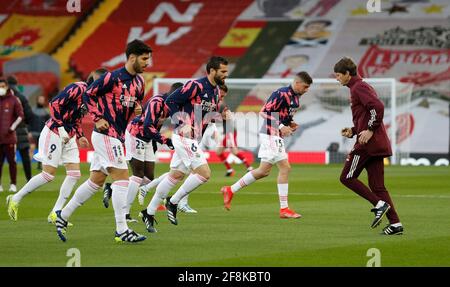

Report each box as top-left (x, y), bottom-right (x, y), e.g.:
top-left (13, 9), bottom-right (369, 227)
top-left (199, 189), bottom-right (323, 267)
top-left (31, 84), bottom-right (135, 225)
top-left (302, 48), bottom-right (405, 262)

top-left (194, 191), bottom-right (450, 199)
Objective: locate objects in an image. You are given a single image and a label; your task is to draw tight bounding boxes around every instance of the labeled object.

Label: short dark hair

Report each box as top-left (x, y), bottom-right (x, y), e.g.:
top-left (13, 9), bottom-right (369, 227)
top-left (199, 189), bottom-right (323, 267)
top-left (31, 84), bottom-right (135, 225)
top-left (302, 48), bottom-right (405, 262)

top-left (169, 82), bottom-right (183, 94)
top-left (94, 67), bottom-right (108, 75)
top-left (334, 57), bottom-right (357, 76)
top-left (219, 84), bottom-right (228, 92)
top-left (126, 39), bottom-right (152, 59)
top-left (6, 75), bottom-right (18, 86)
top-left (0, 77), bottom-right (8, 86)
top-left (206, 56), bottom-right (228, 74)
top-left (296, 71), bottom-right (313, 85)
top-left (305, 20), bottom-right (332, 27)
top-left (86, 68), bottom-right (108, 85)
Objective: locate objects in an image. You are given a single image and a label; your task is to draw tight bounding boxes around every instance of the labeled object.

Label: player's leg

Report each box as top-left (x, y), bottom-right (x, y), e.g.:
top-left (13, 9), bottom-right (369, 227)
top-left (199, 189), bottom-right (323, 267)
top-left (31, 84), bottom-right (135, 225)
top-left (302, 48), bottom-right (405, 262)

top-left (230, 130), bottom-right (252, 171)
top-left (138, 161), bottom-right (167, 210)
top-left (8, 128), bottom-right (61, 220)
top-left (55, 170), bottom-right (104, 242)
top-left (339, 152), bottom-right (389, 228)
top-left (366, 157), bottom-right (403, 235)
top-left (231, 146), bottom-right (252, 171)
top-left (48, 163), bottom-right (81, 223)
top-left (178, 192), bottom-right (197, 213)
top-left (221, 161), bottom-right (272, 210)
top-left (137, 140), bottom-right (165, 210)
top-left (217, 144), bottom-right (234, 176)
top-left (166, 136), bottom-right (210, 225)
top-left (276, 159), bottom-right (301, 219)
top-left (49, 137), bottom-right (82, 222)
top-left (221, 132), bottom-right (278, 210)
top-left (60, 170), bottom-right (105, 220)
top-left (141, 169), bottom-right (184, 232)
top-left (121, 131), bottom-right (144, 221)
top-left (143, 160), bottom-right (155, 182)
top-left (125, 158), bottom-right (144, 222)
top-left (7, 164), bottom-right (56, 221)
top-left (5, 144), bottom-right (17, 192)
top-left (166, 164), bottom-right (209, 224)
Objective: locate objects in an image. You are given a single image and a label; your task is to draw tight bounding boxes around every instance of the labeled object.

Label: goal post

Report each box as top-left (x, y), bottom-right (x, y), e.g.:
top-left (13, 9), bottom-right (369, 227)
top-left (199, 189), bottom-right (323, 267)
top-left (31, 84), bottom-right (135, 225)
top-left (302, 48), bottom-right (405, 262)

top-left (154, 77), bottom-right (412, 165)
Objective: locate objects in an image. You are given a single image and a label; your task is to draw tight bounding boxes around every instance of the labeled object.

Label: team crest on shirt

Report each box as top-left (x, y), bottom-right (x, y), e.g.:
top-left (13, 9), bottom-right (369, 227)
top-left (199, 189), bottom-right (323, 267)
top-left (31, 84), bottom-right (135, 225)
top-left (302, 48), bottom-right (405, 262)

top-left (289, 107), bottom-right (299, 117)
top-left (120, 94), bottom-right (137, 108)
top-left (201, 100), bottom-right (216, 112)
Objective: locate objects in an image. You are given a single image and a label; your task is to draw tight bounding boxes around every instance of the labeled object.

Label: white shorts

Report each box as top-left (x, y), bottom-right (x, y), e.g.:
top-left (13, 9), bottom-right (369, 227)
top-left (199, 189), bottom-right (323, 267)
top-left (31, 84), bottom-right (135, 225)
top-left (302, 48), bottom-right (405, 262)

top-left (170, 134), bottom-right (207, 174)
top-left (90, 131), bottom-right (128, 174)
top-left (125, 130), bottom-right (156, 162)
top-left (258, 133), bottom-right (288, 165)
top-left (33, 126), bottom-right (79, 168)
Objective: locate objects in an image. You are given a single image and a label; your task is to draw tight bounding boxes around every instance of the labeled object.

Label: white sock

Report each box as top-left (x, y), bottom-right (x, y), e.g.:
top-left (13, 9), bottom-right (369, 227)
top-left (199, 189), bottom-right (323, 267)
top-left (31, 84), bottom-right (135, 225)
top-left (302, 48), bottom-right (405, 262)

top-left (61, 179), bottom-right (99, 220)
top-left (391, 222), bottom-right (402, 227)
top-left (126, 176), bottom-right (142, 214)
top-left (12, 171), bottom-right (54, 202)
top-left (170, 174), bottom-right (207, 204)
top-left (111, 180), bottom-right (129, 234)
top-left (142, 172), bottom-right (169, 192)
top-left (375, 200), bottom-right (386, 209)
top-left (278, 183), bottom-right (289, 209)
top-left (147, 175), bottom-right (179, 215)
top-left (179, 193), bottom-right (189, 206)
top-left (231, 171), bottom-right (256, 193)
top-left (52, 170), bottom-right (81, 212)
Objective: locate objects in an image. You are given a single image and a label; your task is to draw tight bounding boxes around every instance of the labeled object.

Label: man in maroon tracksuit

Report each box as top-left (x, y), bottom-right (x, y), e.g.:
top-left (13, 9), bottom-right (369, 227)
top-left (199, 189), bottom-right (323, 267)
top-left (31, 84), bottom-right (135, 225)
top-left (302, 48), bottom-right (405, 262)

top-left (334, 57), bottom-right (403, 235)
top-left (0, 78), bottom-right (24, 193)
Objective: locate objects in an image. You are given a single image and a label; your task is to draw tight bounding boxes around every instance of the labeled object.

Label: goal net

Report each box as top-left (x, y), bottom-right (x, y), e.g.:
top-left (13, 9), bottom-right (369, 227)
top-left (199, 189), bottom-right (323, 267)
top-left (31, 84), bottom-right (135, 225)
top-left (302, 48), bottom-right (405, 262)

top-left (153, 78), bottom-right (413, 165)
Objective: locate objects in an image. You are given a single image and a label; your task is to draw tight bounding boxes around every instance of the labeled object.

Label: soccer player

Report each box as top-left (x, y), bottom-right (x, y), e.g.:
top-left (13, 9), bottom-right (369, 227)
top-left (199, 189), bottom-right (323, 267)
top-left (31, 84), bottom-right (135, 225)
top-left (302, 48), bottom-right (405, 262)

top-left (120, 82), bottom-right (182, 221)
top-left (136, 83), bottom-right (196, 213)
top-left (6, 69), bottom-right (106, 222)
top-left (220, 72), bottom-right (312, 218)
top-left (334, 57), bottom-right (403, 235)
top-left (54, 39), bottom-right (152, 243)
top-left (215, 84), bottom-right (253, 177)
top-left (140, 56), bottom-right (228, 232)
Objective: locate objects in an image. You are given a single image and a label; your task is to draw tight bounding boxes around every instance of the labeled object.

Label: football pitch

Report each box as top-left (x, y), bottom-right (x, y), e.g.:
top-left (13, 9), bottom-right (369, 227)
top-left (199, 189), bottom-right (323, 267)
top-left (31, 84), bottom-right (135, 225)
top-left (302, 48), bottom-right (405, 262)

top-left (0, 163), bottom-right (449, 267)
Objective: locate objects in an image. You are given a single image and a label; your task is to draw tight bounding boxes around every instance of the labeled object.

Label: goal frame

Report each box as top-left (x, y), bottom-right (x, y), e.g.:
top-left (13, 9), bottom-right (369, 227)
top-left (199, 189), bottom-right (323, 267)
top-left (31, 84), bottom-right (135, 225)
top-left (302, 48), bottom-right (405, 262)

top-left (153, 78), bottom-right (398, 164)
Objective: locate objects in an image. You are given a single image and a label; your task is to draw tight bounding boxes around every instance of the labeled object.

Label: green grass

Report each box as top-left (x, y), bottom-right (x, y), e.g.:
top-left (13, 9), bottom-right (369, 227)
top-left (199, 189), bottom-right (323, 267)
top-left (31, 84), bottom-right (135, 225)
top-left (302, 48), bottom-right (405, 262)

top-left (0, 163), bottom-right (449, 266)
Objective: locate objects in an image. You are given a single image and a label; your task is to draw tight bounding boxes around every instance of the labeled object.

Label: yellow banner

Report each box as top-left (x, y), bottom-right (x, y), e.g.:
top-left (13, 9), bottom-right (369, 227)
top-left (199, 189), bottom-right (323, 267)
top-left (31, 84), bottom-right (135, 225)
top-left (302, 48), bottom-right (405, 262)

top-left (0, 14), bottom-right (76, 58)
top-left (219, 28), bottom-right (262, 48)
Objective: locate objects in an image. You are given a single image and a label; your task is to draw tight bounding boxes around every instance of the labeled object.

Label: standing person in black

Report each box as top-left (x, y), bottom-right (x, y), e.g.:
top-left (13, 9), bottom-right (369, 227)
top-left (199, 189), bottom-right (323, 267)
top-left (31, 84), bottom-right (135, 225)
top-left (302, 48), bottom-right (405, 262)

top-left (7, 76), bottom-right (35, 182)
top-left (30, 94), bottom-right (51, 170)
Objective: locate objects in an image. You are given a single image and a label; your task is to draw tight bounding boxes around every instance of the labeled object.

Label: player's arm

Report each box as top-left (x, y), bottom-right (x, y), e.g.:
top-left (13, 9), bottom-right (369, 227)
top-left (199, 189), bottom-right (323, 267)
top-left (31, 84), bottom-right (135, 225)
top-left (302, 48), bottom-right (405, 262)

top-left (9, 97), bottom-right (24, 132)
top-left (357, 84), bottom-right (384, 131)
top-left (133, 75), bottom-right (145, 116)
top-left (165, 80), bottom-right (199, 133)
top-left (165, 80), bottom-right (198, 116)
top-left (285, 109), bottom-right (300, 132)
top-left (261, 92), bottom-right (292, 137)
top-left (66, 83), bottom-right (89, 142)
top-left (83, 72), bottom-right (113, 131)
top-left (341, 127), bottom-right (354, 138)
top-left (143, 99), bottom-right (173, 148)
top-left (356, 84), bottom-right (384, 144)
top-left (49, 87), bottom-right (69, 128)
top-left (74, 112), bottom-right (89, 147)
